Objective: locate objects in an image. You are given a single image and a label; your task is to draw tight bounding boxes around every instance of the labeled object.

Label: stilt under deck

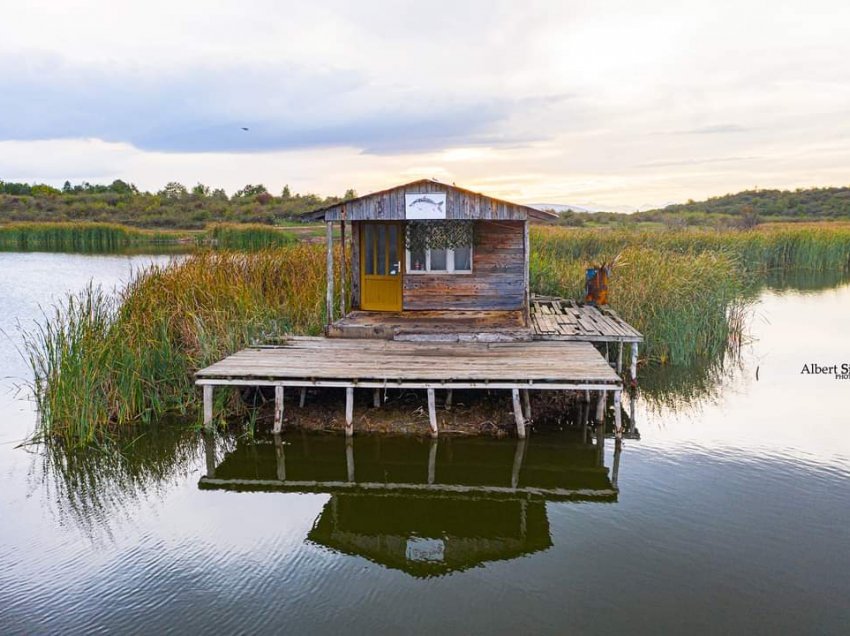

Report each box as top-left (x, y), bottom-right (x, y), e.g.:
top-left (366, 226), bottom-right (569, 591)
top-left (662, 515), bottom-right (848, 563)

top-left (196, 337), bottom-right (622, 438)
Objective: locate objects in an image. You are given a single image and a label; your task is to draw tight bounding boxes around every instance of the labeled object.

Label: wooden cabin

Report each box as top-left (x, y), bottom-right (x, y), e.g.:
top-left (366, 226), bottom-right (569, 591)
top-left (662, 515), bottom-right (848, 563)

top-left (306, 179), bottom-right (557, 340)
top-left (197, 181), bottom-right (641, 439)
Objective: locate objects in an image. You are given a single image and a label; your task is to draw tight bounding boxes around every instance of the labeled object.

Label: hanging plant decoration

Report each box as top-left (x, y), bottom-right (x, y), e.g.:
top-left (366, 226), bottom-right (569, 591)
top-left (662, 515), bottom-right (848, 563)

top-left (405, 221), bottom-right (475, 254)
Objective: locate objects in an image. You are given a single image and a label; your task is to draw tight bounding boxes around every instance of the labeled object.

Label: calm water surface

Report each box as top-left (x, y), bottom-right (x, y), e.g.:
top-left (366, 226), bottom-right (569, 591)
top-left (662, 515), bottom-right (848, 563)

top-left (1, 252), bottom-right (848, 635)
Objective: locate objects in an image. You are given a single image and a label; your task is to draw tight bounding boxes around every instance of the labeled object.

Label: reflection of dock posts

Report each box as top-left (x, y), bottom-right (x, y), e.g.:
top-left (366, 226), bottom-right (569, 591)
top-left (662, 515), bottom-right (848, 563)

top-left (427, 438), bottom-right (438, 485)
top-left (203, 385), bottom-right (214, 431)
top-left (274, 434), bottom-right (286, 481)
top-left (614, 390), bottom-right (623, 439)
top-left (512, 389), bottom-right (527, 439)
top-left (629, 390), bottom-right (638, 436)
top-left (203, 431), bottom-right (216, 478)
top-left (273, 385), bottom-right (284, 433)
top-left (345, 438), bottom-right (355, 482)
top-left (511, 438), bottom-right (527, 488)
top-left (612, 438), bottom-right (622, 488)
top-left (427, 389), bottom-right (439, 437)
top-left (596, 415), bottom-right (606, 466)
top-left (345, 387), bottom-right (354, 437)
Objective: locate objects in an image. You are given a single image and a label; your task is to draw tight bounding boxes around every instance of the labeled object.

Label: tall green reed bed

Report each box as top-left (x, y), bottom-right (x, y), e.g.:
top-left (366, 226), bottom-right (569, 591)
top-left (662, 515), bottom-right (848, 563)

top-left (531, 224), bottom-right (850, 365)
top-left (27, 245), bottom-right (328, 444)
top-left (0, 222), bottom-right (179, 251)
top-left (203, 223), bottom-right (298, 249)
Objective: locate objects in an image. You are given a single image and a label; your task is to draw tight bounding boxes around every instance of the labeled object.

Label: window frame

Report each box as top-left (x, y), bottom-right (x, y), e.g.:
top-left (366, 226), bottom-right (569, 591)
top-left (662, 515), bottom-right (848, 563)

top-left (405, 245), bottom-right (473, 274)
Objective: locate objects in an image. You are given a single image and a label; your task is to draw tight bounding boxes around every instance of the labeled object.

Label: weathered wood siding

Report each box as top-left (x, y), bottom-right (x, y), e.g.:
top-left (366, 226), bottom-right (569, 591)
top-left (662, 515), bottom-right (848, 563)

top-left (320, 180), bottom-right (546, 222)
top-left (403, 221), bottom-right (525, 311)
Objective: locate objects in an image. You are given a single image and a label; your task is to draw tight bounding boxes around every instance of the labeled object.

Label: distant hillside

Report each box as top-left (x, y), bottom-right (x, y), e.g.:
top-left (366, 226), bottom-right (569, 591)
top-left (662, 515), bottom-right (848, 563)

top-left (643, 186), bottom-right (850, 219)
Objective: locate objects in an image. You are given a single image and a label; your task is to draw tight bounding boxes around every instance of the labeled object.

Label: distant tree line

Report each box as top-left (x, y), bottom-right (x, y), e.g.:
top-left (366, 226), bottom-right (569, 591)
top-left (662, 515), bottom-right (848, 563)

top-left (0, 179), bottom-right (357, 229)
top-left (544, 186), bottom-right (850, 229)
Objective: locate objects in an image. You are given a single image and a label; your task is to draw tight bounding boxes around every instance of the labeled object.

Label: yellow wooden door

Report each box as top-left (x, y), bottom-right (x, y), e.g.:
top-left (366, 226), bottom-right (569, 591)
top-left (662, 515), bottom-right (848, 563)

top-left (360, 222), bottom-right (403, 311)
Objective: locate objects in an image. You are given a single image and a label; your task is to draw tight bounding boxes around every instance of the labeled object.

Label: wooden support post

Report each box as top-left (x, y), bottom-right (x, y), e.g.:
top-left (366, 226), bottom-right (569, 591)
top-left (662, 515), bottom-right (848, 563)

top-left (345, 439), bottom-right (355, 482)
top-left (426, 388), bottom-right (438, 437)
top-left (596, 390), bottom-right (606, 423)
top-left (512, 388), bottom-right (526, 439)
top-left (630, 391), bottom-right (637, 436)
top-left (325, 221), bottom-right (334, 325)
top-left (522, 221), bottom-right (530, 326)
top-left (339, 220), bottom-right (346, 319)
top-left (521, 389), bottom-right (531, 421)
top-left (299, 387), bottom-right (306, 408)
top-left (614, 390), bottom-right (623, 439)
top-left (445, 389), bottom-right (453, 411)
top-left (427, 438), bottom-right (438, 485)
top-left (617, 342), bottom-right (623, 374)
top-left (345, 387), bottom-right (354, 437)
top-left (631, 342), bottom-right (639, 383)
top-left (273, 385), bottom-right (284, 433)
top-left (203, 385), bottom-right (214, 431)
top-left (373, 388), bottom-right (381, 408)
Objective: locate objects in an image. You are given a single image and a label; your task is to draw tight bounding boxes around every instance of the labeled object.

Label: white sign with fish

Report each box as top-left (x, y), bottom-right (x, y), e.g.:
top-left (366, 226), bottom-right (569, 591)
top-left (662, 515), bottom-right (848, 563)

top-left (405, 193), bottom-right (447, 219)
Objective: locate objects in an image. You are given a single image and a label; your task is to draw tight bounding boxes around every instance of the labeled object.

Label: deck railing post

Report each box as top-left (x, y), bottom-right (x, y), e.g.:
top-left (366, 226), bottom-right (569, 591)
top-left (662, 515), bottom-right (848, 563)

top-left (345, 387), bottom-right (354, 436)
top-left (521, 389), bottom-right (531, 421)
top-left (630, 343), bottom-right (639, 384)
top-left (617, 342), bottom-right (623, 374)
top-left (273, 385), bottom-right (284, 433)
top-left (326, 221), bottom-right (334, 325)
top-left (426, 388), bottom-right (438, 437)
top-left (445, 389), bottom-right (453, 411)
top-left (203, 385), bottom-right (214, 431)
top-left (596, 390), bottom-right (606, 423)
top-left (512, 388), bottom-right (526, 439)
top-left (299, 387), bottom-right (306, 408)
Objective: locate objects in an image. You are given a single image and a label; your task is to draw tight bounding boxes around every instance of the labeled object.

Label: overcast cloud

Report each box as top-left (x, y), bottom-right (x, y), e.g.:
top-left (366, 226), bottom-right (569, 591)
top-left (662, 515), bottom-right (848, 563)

top-left (1, 0), bottom-right (849, 208)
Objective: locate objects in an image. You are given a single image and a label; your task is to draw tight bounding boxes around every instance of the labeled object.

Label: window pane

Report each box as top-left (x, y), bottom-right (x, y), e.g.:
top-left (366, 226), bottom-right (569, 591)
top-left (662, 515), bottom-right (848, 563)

top-left (453, 246), bottom-right (471, 271)
top-left (388, 225), bottom-right (399, 275)
top-left (364, 225), bottom-right (374, 275)
top-left (410, 248), bottom-right (426, 271)
top-left (376, 226), bottom-right (386, 274)
top-left (430, 249), bottom-right (447, 271)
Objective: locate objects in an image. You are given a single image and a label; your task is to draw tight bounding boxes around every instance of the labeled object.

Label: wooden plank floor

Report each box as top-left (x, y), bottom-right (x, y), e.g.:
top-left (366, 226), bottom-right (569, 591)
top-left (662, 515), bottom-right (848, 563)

top-left (530, 296), bottom-right (643, 343)
top-left (196, 337), bottom-right (621, 387)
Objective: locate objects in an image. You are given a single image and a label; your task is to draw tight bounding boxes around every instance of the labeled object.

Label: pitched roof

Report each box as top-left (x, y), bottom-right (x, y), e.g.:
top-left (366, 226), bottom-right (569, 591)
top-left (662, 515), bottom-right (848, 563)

top-left (304, 179), bottom-right (558, 222)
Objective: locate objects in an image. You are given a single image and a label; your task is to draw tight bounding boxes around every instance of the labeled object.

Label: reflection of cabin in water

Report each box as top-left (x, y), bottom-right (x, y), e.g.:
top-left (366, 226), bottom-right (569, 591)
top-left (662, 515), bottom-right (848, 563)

top-left (199, 428), bottom-right (620, 577)
top-left (196, 180), bottom-right (642, 438)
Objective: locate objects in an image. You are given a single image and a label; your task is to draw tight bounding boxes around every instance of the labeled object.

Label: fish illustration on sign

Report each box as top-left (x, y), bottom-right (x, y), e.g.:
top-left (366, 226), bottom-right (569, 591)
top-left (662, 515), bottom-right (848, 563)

top-left (405, 193), bottom-right (447, 219)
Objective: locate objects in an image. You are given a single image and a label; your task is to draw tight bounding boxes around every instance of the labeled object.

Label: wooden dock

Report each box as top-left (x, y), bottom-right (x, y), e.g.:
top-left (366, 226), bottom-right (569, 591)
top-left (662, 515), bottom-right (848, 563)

top-left (531, 296), bottom-right (643, 379)
top-left (196, 336), bottom-right (623, 438)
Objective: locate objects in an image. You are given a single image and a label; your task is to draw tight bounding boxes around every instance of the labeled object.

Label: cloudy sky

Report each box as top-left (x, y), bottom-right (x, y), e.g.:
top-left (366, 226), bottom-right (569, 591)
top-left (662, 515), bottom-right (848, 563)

top-left (1, 0), bottom-right (848, 209)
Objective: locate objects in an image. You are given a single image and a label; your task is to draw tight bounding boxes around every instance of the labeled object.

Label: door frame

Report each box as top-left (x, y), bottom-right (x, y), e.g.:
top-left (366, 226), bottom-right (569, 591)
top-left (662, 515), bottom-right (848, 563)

top-left (359, 221), bottom-right (404, 311)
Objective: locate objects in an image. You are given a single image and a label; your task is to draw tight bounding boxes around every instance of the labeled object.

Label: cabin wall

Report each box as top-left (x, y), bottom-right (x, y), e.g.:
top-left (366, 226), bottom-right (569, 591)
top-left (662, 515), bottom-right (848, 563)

top-left (403, 220), bottom-right (526, 311)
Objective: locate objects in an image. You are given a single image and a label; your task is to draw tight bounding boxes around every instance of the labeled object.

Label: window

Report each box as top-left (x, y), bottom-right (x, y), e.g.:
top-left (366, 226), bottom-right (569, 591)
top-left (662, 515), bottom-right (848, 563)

top-left (406, 244), bottom-right (472, 273)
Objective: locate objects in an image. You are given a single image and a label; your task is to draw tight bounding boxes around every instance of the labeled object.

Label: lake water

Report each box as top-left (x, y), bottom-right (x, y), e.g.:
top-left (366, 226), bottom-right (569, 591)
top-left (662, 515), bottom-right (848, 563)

top-left (1, 252), bottom-right (848, 634)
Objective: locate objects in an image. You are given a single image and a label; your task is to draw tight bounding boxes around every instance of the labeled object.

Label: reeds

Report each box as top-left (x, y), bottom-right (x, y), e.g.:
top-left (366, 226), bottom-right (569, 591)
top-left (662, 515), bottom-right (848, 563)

top-left (26, 245), bottom-right (328, 444)
top-left (203, 223), bottom-right (297, 249)
top-left (0, 222), bottom-right (178, 251)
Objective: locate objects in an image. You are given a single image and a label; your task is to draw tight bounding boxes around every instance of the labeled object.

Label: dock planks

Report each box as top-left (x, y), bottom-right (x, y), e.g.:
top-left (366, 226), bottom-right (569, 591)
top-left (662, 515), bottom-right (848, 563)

top-left (196, 337), bottom-right (621, 387)
top-left (530, 296), bottom-right (643, 343)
